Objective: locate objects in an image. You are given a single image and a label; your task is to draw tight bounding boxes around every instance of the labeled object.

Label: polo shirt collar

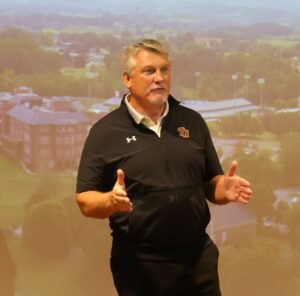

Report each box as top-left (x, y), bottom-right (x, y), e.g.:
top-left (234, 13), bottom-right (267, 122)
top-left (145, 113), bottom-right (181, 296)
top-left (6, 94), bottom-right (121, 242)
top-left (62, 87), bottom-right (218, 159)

top-left (124, 93), bottom-right (169, 124)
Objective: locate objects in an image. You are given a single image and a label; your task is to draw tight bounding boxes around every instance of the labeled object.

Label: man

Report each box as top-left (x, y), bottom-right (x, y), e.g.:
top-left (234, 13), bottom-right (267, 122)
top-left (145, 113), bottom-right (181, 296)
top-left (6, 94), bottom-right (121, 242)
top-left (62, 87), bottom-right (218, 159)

top-left (76, 39), bottom-right (252, 296)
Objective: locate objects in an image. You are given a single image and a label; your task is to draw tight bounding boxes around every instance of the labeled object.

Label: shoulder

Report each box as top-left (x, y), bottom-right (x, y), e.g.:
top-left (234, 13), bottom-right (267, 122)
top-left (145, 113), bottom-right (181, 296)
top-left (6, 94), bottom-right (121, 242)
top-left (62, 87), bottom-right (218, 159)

top-left (89, 104), bottom-right (130, 135)
top-left (169, 95), bottom-right (207, 127)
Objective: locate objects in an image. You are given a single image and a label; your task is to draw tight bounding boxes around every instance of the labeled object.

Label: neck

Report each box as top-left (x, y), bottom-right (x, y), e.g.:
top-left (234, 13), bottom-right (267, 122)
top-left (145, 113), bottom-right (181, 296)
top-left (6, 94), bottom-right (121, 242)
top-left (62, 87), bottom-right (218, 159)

top-left (128, 96), bottom-right (166, 123)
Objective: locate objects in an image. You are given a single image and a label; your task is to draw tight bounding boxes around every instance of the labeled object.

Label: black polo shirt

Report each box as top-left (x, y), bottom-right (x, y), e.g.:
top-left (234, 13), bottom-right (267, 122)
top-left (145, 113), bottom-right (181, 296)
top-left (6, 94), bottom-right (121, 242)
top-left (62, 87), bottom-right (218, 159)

top-left (76, 95), bottom-right (223, 259)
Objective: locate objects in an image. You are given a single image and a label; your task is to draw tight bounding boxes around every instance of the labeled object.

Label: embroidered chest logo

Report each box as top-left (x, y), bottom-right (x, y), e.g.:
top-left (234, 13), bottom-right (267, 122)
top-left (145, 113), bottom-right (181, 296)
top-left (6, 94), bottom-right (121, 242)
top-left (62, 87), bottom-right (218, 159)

top-left (126, 136), bottom-right (137, 143)
top-left (177, 127), bottom-right (190, 138)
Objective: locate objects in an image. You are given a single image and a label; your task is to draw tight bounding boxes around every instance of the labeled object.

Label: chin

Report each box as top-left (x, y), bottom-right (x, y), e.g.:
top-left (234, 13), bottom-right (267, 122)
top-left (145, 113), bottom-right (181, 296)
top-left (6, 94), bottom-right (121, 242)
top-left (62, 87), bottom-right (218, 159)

top-left (148, 94), bottom-right (168, 105)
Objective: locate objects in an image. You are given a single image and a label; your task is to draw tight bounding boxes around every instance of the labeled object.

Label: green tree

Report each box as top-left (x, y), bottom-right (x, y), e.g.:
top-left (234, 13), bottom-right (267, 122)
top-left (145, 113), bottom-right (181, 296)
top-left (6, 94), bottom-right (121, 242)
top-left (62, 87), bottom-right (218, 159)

top-left (274, 200), bottom-right (290, 223)
top-left (286, 203), bottom-right (300, 249)
top-left (262, 113), bottom-right (300, 136)
top-left (280, 132), bottom-right (300, 186)
top-left (219, 114), bottom-right (263, 136)
top-left (23, 201), bottom-right (72, 260)
top-left (226, 52), bottom-right (248, 74)
top-left (223, 151), bottom-right (279, 222)
top-left (0, 28), bottom-right (62, 74)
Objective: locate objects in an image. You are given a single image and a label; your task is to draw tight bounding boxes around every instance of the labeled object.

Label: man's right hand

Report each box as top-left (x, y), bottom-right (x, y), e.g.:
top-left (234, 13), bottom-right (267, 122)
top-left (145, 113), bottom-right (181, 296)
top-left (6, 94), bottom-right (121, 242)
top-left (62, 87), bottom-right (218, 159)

top-left (110, 169), bottom-right (133, 213)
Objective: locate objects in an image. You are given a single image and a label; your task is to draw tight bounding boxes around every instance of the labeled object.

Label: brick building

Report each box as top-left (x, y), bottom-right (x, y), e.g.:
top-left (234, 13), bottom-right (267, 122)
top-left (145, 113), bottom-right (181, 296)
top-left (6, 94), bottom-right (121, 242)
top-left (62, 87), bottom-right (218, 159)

top-left (0, 90), bottom-right (89, 172)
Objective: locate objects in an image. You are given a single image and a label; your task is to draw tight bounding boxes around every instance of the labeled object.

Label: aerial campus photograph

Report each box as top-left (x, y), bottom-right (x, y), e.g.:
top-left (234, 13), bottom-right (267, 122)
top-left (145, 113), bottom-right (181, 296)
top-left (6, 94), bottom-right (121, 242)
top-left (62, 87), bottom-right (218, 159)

top-left (0, 0), bottom-right (299, 295)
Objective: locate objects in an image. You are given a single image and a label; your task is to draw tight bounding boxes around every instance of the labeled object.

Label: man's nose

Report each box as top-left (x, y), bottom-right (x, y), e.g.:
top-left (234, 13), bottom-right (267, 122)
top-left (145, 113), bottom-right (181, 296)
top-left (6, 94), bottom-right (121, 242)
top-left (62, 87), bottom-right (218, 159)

top-left (153, 70), bottom-right (164, 82)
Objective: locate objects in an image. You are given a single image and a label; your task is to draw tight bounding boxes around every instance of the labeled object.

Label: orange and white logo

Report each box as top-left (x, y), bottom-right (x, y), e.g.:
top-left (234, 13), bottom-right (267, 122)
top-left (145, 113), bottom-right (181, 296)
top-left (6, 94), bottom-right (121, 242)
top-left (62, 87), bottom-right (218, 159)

top-left (177, 127), bottom-right (190, 138)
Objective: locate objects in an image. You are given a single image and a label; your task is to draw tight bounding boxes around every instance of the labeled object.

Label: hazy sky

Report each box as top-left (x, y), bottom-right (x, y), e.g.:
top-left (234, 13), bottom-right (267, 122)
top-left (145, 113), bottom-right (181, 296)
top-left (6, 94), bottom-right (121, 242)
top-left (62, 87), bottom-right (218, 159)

top-left (2, 0), bottom-right (300, 10)
top-left (1, 0), bottom-right (300, 30)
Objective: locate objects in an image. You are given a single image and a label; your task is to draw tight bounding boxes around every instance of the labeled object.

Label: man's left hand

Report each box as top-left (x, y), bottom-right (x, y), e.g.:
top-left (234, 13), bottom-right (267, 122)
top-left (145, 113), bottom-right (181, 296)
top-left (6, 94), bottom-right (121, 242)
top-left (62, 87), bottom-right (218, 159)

top-left (223, 160), bottom-right (252, 204)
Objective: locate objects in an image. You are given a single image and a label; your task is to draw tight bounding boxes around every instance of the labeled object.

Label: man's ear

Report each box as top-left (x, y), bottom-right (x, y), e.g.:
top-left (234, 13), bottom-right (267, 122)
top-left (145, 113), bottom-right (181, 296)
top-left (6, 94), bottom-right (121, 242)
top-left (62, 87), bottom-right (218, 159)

top-left (123, 72), bottom-right (131, 89)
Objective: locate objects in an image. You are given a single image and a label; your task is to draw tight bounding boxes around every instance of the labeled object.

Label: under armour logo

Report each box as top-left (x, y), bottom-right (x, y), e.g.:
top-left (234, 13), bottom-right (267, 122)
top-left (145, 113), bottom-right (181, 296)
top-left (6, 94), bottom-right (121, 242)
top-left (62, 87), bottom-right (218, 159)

top-left (126, 136), bottom-right (137, 143)
top-left (177, 127), bottom-right (190, 138)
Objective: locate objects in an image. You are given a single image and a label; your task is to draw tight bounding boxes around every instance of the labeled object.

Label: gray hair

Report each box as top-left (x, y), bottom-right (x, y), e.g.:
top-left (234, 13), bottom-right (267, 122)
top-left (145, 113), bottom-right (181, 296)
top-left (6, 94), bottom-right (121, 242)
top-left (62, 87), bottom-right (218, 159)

top-left (123, 39), bottom-right (169, 76)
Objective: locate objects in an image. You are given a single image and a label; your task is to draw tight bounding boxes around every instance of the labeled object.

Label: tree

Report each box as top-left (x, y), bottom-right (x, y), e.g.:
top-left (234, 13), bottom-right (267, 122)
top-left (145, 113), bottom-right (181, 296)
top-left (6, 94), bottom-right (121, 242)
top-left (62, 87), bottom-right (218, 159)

top-left (222, 151), bottom-right (279, 222)
top-left (226, 52), bottom-right (248, 74)
top-left (24, 174), bottom-right (63, 212)
top-left (0, 28), bottom-right (62, 74)
top-left (286, 203), bottom-right (300, 249)
top-left (220, 114), bottom-right (263, 136)
top-left (274, 200), bottom-right (290, 223)
top-left (262, 113), bottom-right (300, 136)
top-left (23, 201), bottom-right (71, 260)
top-left (280, 132), bottom-right (300, 186)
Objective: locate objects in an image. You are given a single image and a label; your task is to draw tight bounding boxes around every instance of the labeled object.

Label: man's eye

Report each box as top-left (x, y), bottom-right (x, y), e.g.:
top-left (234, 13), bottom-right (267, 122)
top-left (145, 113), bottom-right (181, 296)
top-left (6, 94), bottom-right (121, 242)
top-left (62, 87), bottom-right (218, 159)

top-left (143, 68), bottom-right (154, 74)
top-left (161, 67), bottom-right (169, 74)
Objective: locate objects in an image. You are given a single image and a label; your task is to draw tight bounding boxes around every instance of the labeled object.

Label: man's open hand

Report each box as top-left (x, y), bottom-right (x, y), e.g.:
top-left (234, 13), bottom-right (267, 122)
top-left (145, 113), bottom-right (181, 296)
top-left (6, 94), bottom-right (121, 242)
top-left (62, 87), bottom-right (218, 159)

top-left (110, 169), bottom-right (133, 212)
top-left (224, 161), bottom-right (252, 204)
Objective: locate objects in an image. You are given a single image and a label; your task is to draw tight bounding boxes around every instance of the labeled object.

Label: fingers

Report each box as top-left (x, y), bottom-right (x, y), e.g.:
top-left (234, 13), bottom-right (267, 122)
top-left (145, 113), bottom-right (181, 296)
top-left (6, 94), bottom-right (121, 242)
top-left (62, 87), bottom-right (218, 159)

top-left (112, 169), bottom-right (132, 212)
top-left (116, 169), bottom-right (125, 186)
top-left (235, 183), bottom-right (252, 204)
top-left (227, 160), bottom-right (238, 177)
top-left (237, 196), bottom-right (249, 204)
top-left (237, 177), bottom-right (252, 198)
top-left (238, 177), bottom-right (250, 187)
top-left (114, 186), bottom-right (127, 197)
top-left (113, 196), bottom-right (133, 212)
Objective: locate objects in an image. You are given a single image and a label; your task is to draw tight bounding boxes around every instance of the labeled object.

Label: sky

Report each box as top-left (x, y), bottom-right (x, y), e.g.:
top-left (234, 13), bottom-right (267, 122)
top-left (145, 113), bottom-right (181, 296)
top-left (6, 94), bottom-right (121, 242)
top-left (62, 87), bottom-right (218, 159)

top-left (2, 0), bottom-right (300, 10)
top-left (1, 0), bottom-right (300, 30)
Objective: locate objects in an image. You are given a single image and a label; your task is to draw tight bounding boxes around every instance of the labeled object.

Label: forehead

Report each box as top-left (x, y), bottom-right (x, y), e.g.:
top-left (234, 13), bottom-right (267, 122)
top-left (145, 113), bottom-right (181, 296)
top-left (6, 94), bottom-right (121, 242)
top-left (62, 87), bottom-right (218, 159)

top-left (134, 49), bottom-right (170, 67)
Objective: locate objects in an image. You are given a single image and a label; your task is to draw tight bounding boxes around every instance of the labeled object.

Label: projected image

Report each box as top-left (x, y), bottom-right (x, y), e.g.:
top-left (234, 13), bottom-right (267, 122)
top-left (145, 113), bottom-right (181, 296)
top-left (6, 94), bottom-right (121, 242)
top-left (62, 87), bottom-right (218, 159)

top-left (0, 1), bottom-right (299, 296)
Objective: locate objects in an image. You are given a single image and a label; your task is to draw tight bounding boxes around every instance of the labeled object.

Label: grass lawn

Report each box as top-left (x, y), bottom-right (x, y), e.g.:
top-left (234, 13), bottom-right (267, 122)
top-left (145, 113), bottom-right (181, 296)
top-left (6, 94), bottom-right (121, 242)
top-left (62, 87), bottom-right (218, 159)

top-left (257, 38), bottom-right (300, 48)
top-left (60, 67), bottom-right (88, 79)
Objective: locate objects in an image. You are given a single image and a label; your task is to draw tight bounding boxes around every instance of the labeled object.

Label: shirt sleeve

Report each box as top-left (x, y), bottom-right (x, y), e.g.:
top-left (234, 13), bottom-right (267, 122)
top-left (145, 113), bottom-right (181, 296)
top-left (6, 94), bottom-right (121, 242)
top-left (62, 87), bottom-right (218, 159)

top-left (203, 121), bottom-right (224, 181)
top-left (76, 126), bottom-right (105, 193)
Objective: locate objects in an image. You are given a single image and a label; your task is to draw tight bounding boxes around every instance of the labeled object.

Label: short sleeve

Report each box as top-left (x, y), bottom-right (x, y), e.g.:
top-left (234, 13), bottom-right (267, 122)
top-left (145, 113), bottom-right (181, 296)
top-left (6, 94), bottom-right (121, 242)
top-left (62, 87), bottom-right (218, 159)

top-left (76, 126), bottom-right (105, 193)
top-left (203, 121), bottom-right (224, 181)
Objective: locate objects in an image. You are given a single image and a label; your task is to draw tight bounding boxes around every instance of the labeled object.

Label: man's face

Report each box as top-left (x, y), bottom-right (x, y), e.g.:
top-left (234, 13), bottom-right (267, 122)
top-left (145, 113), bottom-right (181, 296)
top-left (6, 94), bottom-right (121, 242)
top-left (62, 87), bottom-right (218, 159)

top-left (123, 50), bottom-right (171, 107)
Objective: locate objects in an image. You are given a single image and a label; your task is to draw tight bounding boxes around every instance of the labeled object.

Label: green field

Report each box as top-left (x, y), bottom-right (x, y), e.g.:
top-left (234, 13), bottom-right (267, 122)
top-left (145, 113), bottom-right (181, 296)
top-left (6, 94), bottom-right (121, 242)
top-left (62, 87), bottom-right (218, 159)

top-left (257, 38), bottom-right (300, 48)
top-left (60, 67), bottom-right (88, 78)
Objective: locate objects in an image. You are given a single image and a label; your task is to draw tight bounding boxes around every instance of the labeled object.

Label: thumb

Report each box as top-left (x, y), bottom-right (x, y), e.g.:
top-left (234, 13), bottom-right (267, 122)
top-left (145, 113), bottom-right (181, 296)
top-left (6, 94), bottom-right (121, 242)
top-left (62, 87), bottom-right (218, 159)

top-left (116, 169), bottom-right (125, 187)
top-left (227, 160), bottom-right (238, 177)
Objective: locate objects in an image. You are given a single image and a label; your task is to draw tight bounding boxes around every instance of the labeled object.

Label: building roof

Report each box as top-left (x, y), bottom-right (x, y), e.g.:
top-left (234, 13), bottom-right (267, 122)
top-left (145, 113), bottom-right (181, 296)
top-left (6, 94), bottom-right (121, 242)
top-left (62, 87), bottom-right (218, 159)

top-left (0, 92), bottom-right (13, 103)
top-left (7, 104), bottom-right (88, 126)
top-left (90, 93), bottom-right (122, 113)
top-left (89, 103), bottom-right (110, 113)
top-left (10, 94), bottom-right (41, 104)
top-left (182, 97), bottom-right (259, 120)
top-left (275, 107), bottom-right (300, 113)
top-left (103, 96), bottom-right (122, 106)
top-left (50, 96), bottom-right (85, 112)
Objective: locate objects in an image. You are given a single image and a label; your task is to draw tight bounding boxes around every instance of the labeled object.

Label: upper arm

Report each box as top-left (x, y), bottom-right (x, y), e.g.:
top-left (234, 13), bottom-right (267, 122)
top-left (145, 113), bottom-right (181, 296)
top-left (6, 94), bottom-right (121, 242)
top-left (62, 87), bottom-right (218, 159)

top-left (76, 126), bottom-right (105, 194)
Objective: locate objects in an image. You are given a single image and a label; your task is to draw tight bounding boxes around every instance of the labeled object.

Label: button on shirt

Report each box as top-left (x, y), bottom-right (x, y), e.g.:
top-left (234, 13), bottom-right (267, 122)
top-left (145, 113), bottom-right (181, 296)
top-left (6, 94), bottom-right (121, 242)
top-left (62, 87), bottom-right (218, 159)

top-left (124, 94), bottom-right (169, 137)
